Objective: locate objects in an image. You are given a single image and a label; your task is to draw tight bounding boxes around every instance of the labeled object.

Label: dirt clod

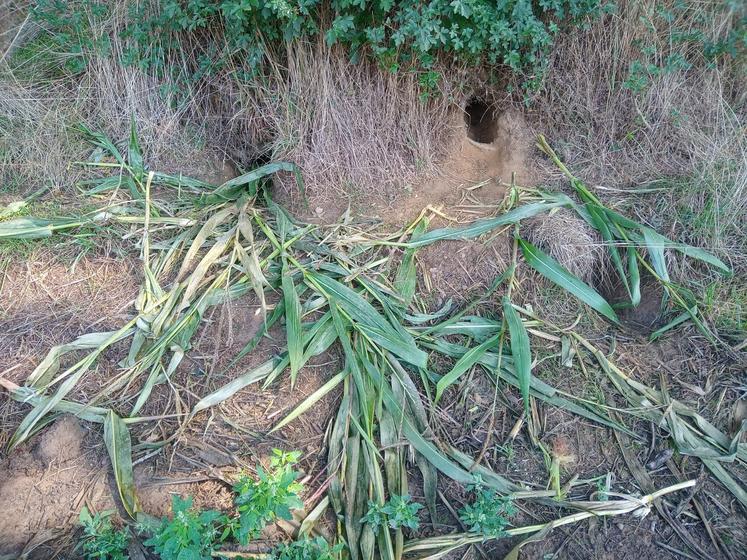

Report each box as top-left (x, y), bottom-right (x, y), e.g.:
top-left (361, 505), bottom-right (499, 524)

top-left (37, 415), bottom-right (86, 466)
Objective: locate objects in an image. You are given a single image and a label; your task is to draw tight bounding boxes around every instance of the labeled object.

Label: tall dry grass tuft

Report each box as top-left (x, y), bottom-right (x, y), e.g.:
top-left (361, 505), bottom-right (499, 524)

top-left (524, 209), bottom-right (607, 285)
top-left (528, 0), bottom-right (746, 271)
top-left (193, 39), bottom-right (460, 206)
top-left (0, 1), bottom-right (211, 196)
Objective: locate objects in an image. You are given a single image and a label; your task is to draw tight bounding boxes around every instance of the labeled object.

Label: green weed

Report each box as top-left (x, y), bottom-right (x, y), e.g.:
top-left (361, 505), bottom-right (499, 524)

top-left (143, 495), bottom-right (231, 560)
top-left (459, 477), bottom-right (516, 537)
top-left (78, 507), bottom-right (131, 560)
top-left (269, 536), bottom-right (344, 560)
top-left (362, 494), bottom-right (423, 532)
top-left (232, 449), bottom-right (305, 545)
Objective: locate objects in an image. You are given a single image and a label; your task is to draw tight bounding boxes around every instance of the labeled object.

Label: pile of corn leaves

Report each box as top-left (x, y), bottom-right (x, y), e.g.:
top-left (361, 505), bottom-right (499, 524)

top-left (1, 125), bottom-right (744, 559)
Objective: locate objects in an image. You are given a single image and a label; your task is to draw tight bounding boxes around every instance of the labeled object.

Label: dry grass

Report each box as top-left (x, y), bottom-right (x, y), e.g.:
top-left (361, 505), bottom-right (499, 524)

top-left (523, 209), bottom-right (607, 285)
top-left (185, 38), bottom-right (463, 208)
top-left (527, 0), bottom-right (746, 273)
top-left (0, 1), bottom-right (216, 197)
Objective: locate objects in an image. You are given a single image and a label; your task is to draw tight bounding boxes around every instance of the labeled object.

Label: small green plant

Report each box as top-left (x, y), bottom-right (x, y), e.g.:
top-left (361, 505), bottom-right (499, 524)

top-left (232, 449), bottom-right (304, 545)
top-left (143, 495), bottom-right (231, 560)
top-left (459, 477), bottom-right (516, 537)
top-left (78, 507), bottom-right (131, 560)
top-left (269, 536), bottom-right (344, 560)
top-left (362, 494), bottom-right (423, 531)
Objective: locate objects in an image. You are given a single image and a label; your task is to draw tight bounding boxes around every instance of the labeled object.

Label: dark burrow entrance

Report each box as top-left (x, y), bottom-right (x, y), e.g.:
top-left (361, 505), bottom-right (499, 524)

top-left (464, 97), bottom-right (498, 143)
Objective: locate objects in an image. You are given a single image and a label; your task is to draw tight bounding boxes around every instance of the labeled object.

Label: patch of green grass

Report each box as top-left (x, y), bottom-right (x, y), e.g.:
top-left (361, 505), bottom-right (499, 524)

top-left (703, 280), bottom-right (747, 338)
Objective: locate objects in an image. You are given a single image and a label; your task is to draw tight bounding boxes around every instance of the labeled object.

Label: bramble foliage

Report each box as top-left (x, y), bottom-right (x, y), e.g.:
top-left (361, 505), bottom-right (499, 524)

top-left (78, 507), bottom-right (131, 560)
top-left (143, 495), bottom-right (231, 560)
top-left (30, 0), bottom-right (611, 91)
top-left (269, 536), bottom-right (344, 560)
top-left (459, 477), bottom-right (516, 537)
top-left (232, 449), bottom-right (305, 545)
top-left (28, 0), bottom-right (111, 74)
top-left (128, 0), bottom-right (609, 90)
top-left (361, 494), bottom-right (423, 531)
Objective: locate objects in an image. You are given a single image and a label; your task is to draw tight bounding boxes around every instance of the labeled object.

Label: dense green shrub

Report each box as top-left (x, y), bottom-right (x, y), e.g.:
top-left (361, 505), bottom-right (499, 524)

top-left (30, 0), bottom-right (611, 89)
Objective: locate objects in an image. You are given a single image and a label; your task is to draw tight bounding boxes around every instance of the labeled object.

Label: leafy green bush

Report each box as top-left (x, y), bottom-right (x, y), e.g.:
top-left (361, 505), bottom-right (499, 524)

top-left (459, 477), bottom-right (516, 537)
top-left (232, 449), bottom-right (305, 545)
top-left (78, 507), bottom-right (131, 560)
top-left (143, 495), bottom-right (231, 560)
top-left (27, 0), bottom-right (111, 75)
top-left (361, 494), bottom-right (423, 531)
top-left (269, 536), bottom-right (344, 560)
top-left (30, 0), bottom-right (610, 91)
top-left (130, 0), bottom-right (609, 87)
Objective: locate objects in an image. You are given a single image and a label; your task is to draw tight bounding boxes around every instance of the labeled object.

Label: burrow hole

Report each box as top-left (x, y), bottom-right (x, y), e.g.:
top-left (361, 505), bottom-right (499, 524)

top-left (464, 97), bottom-right (498, 144)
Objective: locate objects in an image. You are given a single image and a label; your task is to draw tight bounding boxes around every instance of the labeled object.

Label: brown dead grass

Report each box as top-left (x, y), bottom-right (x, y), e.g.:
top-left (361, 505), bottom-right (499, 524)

top-left (524, 208), bottom-right (607, 285)
top-left (526, 0), bottom-right (746, 273)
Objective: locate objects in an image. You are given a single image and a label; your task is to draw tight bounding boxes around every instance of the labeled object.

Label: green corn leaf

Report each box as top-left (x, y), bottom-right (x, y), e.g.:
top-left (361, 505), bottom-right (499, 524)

top-left (519, 239), bottom-right (620, 324)
top-left (0, 217), bottom-right (85, 239)
top-left (601, 209), bottom-right (729, 274)
top-left (627, 247), bottom-right (641, 306)
top-left (649, 307), bottom-right (698, 341)
top-left (641, 227), bottom-right (670, 283)
top-left (191, 357), bottom-right (284, 416)
top-left (78, 124), bottom-right (125, 166)
top-left (310, 273), bottom-right (427, 368)
top-left (587, 204), bottom-right (632, 302)
top-left (503, 297), bottom-right (531, 416)
top-left (435, 333), bottom-right (501, 403)
top-left (407, 199), bottom-right (571, 247)
top-left (104, 411), bottom-right (140, 518)
top-left (180, 227), bottom-right (236, 306)
top-left (1, 380), bottom-right (109, 423)
top-left (201, 161), bottom-right (304, 204)
top-left (395, 218), bottom-right (428, 307)
top-left (175, 206), bottom-right (236, 281)
top-left (270, 369), bottom-right (347, 433)
top-left (128, 117), bottom-right (144, 181)
top-left (283, 259), bottom-right (304, 387)
top-left (9, 323), bottom-right (136, 450)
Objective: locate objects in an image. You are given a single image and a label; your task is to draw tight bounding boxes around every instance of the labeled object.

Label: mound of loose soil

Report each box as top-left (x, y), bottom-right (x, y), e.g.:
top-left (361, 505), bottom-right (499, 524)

top-left (0, 416), bottom-right (114, 557)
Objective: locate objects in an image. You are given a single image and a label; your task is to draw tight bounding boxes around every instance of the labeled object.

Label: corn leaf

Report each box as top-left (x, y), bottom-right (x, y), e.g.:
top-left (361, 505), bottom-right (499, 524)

top-left (503, 297), bottom-right (531, 416)
top-left (128, 117), bottom-right (144, 181)
top-left (407, 199), bottom-right (571, 248)
top-left (282, 259), bottom-right (304, 387)
top-left (191, 357), bottom-right (283, 416)
top-left (519, 239), bottom-right (620, 324)
top-left (0, 217), bottom-right (83, 239)
top-left (310, 273), bottom-right (427, 368)
top-left (395, 218), bottom-right (428, 307)
top-left (434, 333), bottom-right (501, 403)
top-left (104, 411), bottom-right (140, 517)
top-left (270, 369), bottom-right (347, 432)
top-left (641, 227), bottom-right (671, 283)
